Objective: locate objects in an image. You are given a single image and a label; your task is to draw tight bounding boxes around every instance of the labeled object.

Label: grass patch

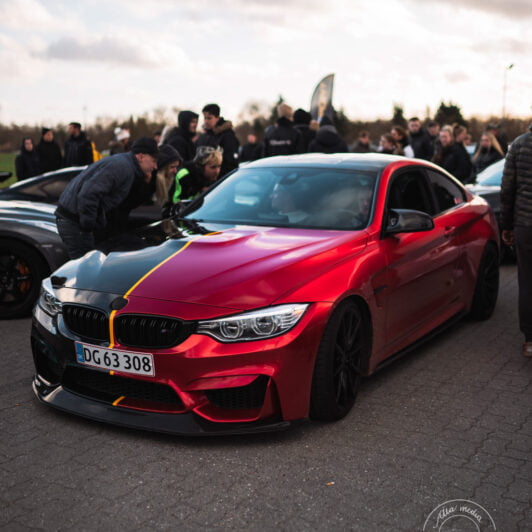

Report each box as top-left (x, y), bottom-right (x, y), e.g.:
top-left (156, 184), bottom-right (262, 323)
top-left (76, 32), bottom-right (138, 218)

top-left (0, 152), bottom-right (17, 188)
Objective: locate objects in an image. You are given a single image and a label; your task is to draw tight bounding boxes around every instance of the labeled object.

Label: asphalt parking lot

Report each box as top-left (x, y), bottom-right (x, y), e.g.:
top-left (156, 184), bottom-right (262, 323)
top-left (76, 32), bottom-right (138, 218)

top-left (1, 263), bottom-right (530, 531)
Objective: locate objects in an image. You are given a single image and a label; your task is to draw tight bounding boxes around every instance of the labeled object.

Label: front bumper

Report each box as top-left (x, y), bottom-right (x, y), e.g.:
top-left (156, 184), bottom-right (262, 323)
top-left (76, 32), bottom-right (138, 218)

top-left (32, 375), bottom-right (304, 435)
top-left (31, 301), bottom-right (330, 435)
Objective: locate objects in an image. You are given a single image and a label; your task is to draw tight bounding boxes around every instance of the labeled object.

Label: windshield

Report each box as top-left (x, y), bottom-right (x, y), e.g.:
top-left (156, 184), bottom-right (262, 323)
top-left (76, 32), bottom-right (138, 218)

top-left (185, 166), bottom-right (378, 230)
top-left (476, 159), bottom-right (505, 186)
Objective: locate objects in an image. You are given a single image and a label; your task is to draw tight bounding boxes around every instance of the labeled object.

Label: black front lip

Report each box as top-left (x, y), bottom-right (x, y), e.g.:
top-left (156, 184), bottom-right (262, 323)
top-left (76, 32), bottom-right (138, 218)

top-left (32, 374), bottom-right (305, 436)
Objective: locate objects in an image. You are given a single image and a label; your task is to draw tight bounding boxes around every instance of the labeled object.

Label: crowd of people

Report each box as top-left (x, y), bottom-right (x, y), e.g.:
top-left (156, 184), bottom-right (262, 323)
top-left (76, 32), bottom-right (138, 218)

top-left (13, 102), bottom-right (511, 257)
top-left (15, 105), bottom-right (509, 192)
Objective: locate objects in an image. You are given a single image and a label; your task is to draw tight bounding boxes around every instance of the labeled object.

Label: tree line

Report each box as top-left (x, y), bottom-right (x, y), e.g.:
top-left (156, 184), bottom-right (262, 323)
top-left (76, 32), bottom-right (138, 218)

top-left (1, 100), bottom-right (531, 153)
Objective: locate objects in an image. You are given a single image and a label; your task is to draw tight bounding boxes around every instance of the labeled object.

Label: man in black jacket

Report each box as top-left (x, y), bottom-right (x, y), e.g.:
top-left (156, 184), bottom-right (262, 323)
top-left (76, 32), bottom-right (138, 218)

top-left (55, 137), bottom-right (159, 259)
top-left (293, 108), bottom-right (315, 152)
top-left (196, 103), bottom-right (239, 177)
top-left (407, 117), bottom-right (434, 160)
top-left (164, 110), bottom-right (198, 163)
top-left (63, 122), bottom-right (93, 167)
top-left (263, 103), bottom-right (304, 157)
top-left (500, 123), bottom-right (532, 357)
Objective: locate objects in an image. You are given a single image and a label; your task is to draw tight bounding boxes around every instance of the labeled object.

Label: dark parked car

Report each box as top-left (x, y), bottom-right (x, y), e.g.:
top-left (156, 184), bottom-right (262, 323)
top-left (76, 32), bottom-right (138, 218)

top-left (31, 153), bottom-right (500, 435)
top-left (0, 200), bottom-right (69, 318)
top-left (0, 167), bottom-right (85, 203)
top-left (466, 159), bottom-right (512, 259)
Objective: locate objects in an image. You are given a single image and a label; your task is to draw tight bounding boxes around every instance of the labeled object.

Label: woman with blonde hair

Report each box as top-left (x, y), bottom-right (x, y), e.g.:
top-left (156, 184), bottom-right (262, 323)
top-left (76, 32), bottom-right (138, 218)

top-left (471, 131), bottom-right (504, 177)
top-left (166, 146), bottom-right (223, 213)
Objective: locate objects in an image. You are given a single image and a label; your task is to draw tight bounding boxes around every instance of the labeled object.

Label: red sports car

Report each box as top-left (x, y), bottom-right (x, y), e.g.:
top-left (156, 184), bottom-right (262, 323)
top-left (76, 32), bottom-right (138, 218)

top-left (31, 154), bottom-right (500, 434)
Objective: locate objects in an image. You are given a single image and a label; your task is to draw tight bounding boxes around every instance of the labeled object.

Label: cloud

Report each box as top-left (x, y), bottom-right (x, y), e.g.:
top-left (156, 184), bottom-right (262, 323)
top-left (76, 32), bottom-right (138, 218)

top-left (0, 0), bottom-right (83, 32)
top-left (414, 0), bottom-right (532, 19)
top-left (474, 37), bottom-right (530, 56)
top-left (444, 71), bottom-right (470, 83)
top-left (42, 36), bottom-right (176, 68)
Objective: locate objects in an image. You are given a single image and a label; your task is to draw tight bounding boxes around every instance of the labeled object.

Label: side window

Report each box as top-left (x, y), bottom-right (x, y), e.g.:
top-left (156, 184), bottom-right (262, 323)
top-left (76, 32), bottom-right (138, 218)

top-left (427, 170), bottom-right (465, 214)
top-left (388, 170), bottom-right (434, 215)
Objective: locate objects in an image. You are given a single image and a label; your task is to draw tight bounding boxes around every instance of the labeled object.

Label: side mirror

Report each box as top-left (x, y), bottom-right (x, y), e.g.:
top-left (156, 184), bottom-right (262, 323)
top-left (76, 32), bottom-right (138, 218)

top-left (385, 209), bottom-right (434, 235)
top-left (0, 171), bottom-right (12, 183)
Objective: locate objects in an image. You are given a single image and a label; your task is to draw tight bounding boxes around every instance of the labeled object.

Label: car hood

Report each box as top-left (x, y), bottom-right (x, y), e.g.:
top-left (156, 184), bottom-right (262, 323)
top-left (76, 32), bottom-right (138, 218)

top-left (0, 199), bottom-right (57, 219)
top-left (57, 225), bottom-right (367, 310)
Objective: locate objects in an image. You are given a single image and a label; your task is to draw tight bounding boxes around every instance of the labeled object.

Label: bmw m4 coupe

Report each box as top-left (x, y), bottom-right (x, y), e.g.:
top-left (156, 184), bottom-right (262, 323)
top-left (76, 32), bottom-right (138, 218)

top-left (31, 154), bottom-right (500, 435)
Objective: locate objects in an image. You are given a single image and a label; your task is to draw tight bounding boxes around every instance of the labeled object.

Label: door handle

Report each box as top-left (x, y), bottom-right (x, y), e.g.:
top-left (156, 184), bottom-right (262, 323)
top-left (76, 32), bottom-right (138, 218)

top-left (444, 226), bottom-right (456, 237)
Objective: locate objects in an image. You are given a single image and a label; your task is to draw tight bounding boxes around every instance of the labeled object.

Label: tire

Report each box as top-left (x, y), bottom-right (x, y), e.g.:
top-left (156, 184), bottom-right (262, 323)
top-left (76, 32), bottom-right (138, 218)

top-left (310, 300), bottom-right (370, 421)
top-left (0, 239), bottom-right (49, 319)
top-left (469, 242), bottom-right (499, 321)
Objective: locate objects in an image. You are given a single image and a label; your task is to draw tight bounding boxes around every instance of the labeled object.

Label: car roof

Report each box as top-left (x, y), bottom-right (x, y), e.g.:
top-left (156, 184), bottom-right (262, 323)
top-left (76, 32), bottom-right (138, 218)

top-left (3, 166), bottom-right (86, 191)
top-left (243, 153), bottom-right (408, 171)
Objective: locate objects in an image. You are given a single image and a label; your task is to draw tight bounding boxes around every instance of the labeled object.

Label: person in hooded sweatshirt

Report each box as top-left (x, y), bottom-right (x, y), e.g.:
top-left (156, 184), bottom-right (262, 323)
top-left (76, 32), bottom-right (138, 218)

top-left (15, 137), bottom-right (41, 180)
top-left (164, 110), bottom-right (199, 163)
top-left (263, 103), bottom-right (304, 157)
top-left (308, 116), bottom-right (348, 154)
top-left (36, 128), bottom-right (62, 173)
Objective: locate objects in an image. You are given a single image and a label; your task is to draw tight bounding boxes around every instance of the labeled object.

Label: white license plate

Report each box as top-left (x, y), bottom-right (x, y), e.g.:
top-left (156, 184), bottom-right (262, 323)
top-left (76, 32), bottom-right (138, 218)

top-left (75, 342), bottom-right (154, 376)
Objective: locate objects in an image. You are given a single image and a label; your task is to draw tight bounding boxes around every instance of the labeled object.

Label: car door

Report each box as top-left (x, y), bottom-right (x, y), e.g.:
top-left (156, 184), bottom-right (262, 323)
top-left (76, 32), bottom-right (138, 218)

top-left (377, 167), bottom-right (463, 348)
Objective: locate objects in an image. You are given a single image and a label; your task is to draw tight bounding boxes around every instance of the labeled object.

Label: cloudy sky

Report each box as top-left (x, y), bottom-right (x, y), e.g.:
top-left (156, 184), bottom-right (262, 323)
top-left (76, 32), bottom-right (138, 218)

top-left (1, 0), bottom-right (531, 127)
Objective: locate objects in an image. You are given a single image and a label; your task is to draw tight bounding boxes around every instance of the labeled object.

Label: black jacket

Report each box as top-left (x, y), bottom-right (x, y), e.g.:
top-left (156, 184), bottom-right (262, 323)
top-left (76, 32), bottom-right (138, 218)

top-left (308, 126), bottom-right (348, 154)
top-left (36, 138), bottom-right (62, 173)
top-left (64, 132), bottom-right (93, 167)
top-left (294, 124), bottom-right (316, 152)
top-left (196, 117), bottom-right (240, 177)
top-left (164, 111), bottom-right (198, 163)
top-left (263, 117), bottom-right (304, 157)
top-left (472, 148), bottom-right (503, 177)
top-left (15, 144), bottom-right (41, 181)
top-left (433, 142), bottom-right (472, 183)
top-left (57, 152), bottom-right (145, 231)
top-left (239, 142), bottom-right (262, 163)
top-left (500, 126), bottom-right (532, 230)
top-left (408, 129), bottom-right (433, 160)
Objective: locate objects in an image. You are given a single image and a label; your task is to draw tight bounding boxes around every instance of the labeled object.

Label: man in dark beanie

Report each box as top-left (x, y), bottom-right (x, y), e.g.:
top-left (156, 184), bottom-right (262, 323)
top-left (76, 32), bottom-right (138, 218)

top-left (56, 137), bottom-right (160, 258)
top-left (63, 121), bottom-right (93, 167)
top-left (36, 128), bottom-right (62, 172)
top-left (293, 108), bottom-right (315, 152)
top-left (164, 110), bottom-right (198, 163)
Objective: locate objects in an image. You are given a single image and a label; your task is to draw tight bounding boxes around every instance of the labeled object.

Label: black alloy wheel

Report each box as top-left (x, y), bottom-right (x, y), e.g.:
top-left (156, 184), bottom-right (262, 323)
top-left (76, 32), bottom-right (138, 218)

top-left (470, 242), bottom-right (499, 321)
top-left (310, 300), bottom-right (370, 421)
top-left (0, 239), bottom-right (48, 318)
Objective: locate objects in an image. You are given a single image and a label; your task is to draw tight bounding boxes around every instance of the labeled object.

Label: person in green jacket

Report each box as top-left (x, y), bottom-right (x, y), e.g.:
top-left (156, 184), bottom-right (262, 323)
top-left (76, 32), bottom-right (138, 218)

top-left (169, 146), bottom-right (223, 205)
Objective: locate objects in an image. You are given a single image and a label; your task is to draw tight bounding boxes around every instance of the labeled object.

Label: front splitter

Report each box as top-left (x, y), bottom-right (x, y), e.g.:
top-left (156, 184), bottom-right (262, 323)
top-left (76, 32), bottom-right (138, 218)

top-left (32, 375), bottom-right (305, 436)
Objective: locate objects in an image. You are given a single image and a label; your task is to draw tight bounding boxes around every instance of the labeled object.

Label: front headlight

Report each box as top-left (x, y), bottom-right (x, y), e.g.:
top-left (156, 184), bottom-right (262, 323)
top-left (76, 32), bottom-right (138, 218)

top-left (38, 277), bottom-right (62, 316)
top-left (197, 304), bottom-right (308, 342)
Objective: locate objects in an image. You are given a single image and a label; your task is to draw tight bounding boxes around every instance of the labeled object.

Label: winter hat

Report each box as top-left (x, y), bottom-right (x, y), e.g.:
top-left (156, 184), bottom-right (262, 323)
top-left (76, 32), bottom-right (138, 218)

top-left (117, 128), bottom-right (131, 141)
top-left (157, 144), bottom-right (183, 169)
top-left (41, 127), bottom-right (51, 136)
top-left (293, 109), bottom-right (311, 125)
top-left (131, 137), bottom-right (160, 158)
